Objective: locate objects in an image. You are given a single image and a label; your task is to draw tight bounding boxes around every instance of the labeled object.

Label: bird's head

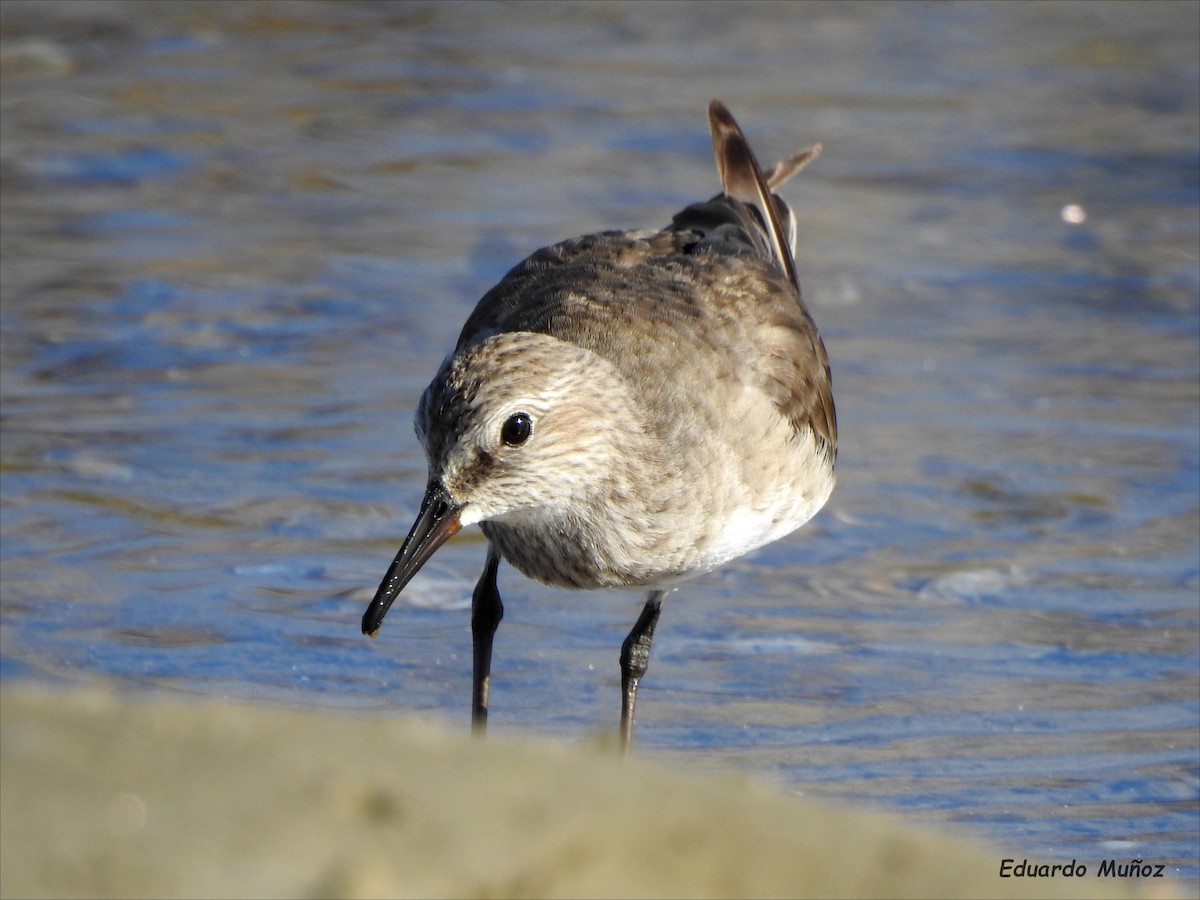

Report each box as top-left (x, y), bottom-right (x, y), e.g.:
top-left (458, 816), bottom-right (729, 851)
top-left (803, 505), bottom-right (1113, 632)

top-left (362, 331), bottom-right (640, 636)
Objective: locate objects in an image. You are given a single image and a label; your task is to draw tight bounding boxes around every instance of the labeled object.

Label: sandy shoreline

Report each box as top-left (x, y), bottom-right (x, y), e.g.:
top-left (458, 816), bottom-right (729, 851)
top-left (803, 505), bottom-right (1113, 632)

top-left (1, 683), bottom-right (1146, 899)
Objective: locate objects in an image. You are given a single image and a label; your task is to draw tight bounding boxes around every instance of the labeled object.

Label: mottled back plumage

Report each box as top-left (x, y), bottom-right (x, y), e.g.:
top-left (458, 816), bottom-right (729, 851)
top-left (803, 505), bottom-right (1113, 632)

top-left (454, 101), bottom-right (836, 459)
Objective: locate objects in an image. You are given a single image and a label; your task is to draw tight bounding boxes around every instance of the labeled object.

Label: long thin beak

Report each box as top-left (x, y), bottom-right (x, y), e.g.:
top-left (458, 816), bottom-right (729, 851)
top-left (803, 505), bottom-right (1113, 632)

top-left (362, 481), bottom-right (463, 638)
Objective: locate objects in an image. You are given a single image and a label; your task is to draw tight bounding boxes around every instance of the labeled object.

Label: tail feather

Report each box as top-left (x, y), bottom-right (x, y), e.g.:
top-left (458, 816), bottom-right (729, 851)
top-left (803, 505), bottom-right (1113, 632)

top-left (708, 100), bottom-right (806, 291)
top-left (764, 144), bottom-right (821, 190)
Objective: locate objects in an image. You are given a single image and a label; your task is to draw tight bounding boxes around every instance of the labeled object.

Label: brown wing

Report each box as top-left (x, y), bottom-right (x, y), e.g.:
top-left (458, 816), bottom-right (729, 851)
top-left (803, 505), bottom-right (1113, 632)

top-left (704, 101), bottom-right (836, 454)
top-left (452, 103), bottom-right (837, 457)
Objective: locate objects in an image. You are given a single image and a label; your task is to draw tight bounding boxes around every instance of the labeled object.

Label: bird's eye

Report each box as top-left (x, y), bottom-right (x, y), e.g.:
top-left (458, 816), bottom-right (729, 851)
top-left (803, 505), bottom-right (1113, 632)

top-left (501, 412), bottom-right (533, 447)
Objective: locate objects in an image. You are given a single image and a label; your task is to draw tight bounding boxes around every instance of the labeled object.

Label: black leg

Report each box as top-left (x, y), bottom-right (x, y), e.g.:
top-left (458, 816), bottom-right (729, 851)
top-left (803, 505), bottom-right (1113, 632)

top-left (471, 544), bottom-right (503, 733)
top-left (619, 590), bottom-right (665, 752)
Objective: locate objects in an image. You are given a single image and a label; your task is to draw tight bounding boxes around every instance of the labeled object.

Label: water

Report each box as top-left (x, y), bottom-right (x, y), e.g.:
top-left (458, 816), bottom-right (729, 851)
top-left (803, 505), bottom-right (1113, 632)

top-left (2, 0), bottom-right (1197, 887)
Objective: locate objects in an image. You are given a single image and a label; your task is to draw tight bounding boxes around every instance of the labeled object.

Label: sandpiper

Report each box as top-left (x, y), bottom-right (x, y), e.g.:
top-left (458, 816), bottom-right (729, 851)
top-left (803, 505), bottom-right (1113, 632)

top-left (362, 101), bottom-right (836, 750)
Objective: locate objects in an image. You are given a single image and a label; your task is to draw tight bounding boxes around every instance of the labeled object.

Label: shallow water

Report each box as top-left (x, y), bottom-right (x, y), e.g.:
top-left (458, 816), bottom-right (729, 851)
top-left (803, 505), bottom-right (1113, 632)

top-left (2, 0), bottom-right (1197, 887)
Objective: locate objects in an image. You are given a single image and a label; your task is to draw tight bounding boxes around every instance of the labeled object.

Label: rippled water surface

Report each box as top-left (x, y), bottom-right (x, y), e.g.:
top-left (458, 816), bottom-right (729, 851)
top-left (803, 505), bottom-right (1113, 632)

top-left (3, 0), bottom-right (1197, 887)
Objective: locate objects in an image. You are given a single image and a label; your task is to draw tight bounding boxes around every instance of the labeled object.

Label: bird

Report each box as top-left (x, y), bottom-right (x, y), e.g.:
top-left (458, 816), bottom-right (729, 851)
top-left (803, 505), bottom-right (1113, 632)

top-left (362, 100), bottom-right (836, 751)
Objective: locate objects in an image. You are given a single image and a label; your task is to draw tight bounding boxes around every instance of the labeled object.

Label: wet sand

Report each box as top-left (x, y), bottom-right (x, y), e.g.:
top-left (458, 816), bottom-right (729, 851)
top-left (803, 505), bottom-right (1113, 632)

top-left (1, 683), bottom-right (1156, 899)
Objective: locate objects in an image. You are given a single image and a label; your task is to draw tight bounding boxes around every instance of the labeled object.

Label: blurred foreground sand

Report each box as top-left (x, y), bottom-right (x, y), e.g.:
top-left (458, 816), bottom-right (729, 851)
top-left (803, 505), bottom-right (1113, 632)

top-left (1, 684), bottom-right (1147, 899)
